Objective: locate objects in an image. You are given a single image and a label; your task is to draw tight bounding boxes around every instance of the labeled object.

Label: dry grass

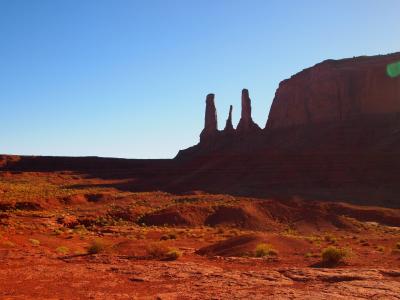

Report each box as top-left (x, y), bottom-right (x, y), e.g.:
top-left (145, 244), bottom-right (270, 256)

top-left (254, 243), bottom-right (278, 257)
top-left (87, 239), bottom-right (106, 254)
top-left (321, 246), bottom-right (348, 265)
top-left (146, 242), bottom-right (182, 260)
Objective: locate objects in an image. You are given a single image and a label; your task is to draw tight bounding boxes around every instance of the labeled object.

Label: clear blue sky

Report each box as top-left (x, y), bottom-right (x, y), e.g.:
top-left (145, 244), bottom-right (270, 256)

top-left (1, 0), bottom-right (399, 158)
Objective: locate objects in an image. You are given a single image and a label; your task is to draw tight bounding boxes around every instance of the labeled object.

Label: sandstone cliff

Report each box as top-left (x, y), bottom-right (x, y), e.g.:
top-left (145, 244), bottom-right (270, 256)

top-left (266, 52), bottom-right (400, 129)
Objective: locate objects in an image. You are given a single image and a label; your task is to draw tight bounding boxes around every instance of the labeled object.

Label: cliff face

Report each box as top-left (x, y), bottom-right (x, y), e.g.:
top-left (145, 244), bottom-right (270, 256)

top-left (266, 53), bottom-right (400, 129)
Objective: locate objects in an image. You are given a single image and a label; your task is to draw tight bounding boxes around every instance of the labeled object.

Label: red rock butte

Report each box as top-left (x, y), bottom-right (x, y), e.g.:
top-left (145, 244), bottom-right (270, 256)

top-left (178, 52), bottom-right (400, 155)
top-left (191, 52), bottom-right (400, 144)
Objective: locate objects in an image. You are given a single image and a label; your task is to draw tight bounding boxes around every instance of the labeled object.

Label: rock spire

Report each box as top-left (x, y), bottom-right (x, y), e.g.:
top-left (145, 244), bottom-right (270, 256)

top-left (200, 93), bottom-right (218, 142)
top-left (224, 105), bottom-right (234, 132)
top-left (236, 89), bottom-right (262, 133)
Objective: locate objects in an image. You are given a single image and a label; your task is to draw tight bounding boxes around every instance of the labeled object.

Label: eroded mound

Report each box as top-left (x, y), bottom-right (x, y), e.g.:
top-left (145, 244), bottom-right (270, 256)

top-left (139, 205), bottom-right (213, 226)
top-left (204, 204), bottom-right (279, 230)
top-left (196, 233), bottom-right (309, 257)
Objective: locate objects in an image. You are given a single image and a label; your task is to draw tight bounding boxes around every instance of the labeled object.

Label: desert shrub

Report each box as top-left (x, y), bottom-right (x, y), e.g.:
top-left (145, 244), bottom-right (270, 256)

top-left (146, 242), bottom-right (169, 258)
top-left (73, 225), bottom-right (88, 235)
top-left (304, 252), bottom-right (320, 258)
top-left (160, 233), bottom-right (177, 241)
top-left (324, 234), bottom-right (337, 244)
top-left (52, 229), bottom-right (63, 236)
top-left (165, 248), bottom-right (182, 260)
top-left (29, 239), bottom-right (40, 246)
top-left (283, 227), bottom-right (297, 236)
top-left (146, 242), bottom-right (182, 260)
top-left (56, 246), bottom-right (69, 255)
top-left (392, 242), bottom-right (400, 254)
top-left (87, 239), bottom-right (106, 254)
top-left (255, 243), bottom-right (278, 257)
top-left (321, 246), bottom-right (347, 265)
top-left (2, 241), bottom-right (15, 248)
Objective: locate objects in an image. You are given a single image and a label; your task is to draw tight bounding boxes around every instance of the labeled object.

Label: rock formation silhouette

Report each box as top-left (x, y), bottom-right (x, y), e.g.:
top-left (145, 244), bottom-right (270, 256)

top-left (224, 105), bottom-right (234, 133)
top-left (236, 89), bottom-right (262, 134)
top-left (200, 94), bottom-right (218, 143)
top-left (178, 52), bottom-right (400, 161)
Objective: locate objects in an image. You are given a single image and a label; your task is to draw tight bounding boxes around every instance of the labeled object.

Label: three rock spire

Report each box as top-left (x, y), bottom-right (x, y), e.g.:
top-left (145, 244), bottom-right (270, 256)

top-left (200, 89), bottom-right (261, 142)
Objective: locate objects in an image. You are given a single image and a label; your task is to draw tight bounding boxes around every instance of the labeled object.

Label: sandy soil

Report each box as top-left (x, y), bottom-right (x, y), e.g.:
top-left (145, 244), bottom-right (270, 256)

top-left (0, 171), bottom-right (399, 299)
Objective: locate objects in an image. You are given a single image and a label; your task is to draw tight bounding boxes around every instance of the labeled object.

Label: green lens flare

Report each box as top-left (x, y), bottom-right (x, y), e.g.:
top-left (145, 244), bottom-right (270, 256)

top-left (387, 61), bottom-right (400, 78)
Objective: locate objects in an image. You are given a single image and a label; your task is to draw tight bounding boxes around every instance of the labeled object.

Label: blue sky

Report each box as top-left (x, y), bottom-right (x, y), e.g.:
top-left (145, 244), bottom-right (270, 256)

top-left (1, 0), bottom-right (399, 158)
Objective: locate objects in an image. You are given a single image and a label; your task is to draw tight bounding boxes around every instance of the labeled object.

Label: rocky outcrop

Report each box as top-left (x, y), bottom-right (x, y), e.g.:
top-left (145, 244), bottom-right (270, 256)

top-left (236, 89), bottom-right (262, 133)
top-left (200, 94), bottom-right (218, 142)
top-left (266, 52), bottom-right (400, 129)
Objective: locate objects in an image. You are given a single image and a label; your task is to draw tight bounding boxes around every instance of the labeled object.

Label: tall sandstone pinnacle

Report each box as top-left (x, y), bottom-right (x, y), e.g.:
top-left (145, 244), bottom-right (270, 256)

top-left (236, 89), bottom-right (262, 133)
top-left (200, 93), bottom-right (218, 142)
top-left (224, 105), bottom-right (234, 132)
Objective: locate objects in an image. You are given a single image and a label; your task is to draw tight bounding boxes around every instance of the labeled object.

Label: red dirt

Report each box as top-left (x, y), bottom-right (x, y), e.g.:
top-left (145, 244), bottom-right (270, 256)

top-left (0, 170), bottom-right (399, 299)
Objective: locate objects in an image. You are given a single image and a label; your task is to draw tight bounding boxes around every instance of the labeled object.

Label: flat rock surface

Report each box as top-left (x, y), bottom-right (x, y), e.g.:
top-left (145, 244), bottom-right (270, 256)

top-left (1, 248), bottom-right (399, 299)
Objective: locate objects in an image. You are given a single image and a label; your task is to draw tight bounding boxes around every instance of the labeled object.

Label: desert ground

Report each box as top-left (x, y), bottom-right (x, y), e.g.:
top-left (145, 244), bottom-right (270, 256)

top-left (1, 170), bottom-right (399, 299)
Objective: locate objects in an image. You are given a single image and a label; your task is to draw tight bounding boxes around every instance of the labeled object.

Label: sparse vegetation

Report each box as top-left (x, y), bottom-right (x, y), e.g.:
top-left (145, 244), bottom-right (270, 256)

top-left (56, 246), bottom-right (69, 255)
top-left (146, 242), bottom-right (182, 260)
top-left (165, 248), bottom-right (182, 260)
top-left (255, 243), bottom-right (278, 257)
top-left (160, 233), bottom-right (177, 240)
top-left (321, 246), bottom-right (348, 266)
top-left (324, 234), bottom-right (338, 244)
top-left (1, 240), bottom-right (15, 248)
top-left (87, 239), bottom-right (106, 254)
top-left (304, 252), bottom-right (320, 258)
top-left (29, 239), bottom-right (40, 246)
top-left (146, 242), bottom-right (169, 258)
top-left (392, 242), bottom-right (400, 254)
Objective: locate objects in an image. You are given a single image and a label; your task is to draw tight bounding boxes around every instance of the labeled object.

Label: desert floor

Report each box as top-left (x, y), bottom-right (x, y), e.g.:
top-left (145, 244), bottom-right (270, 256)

top-left (0, 171), bottom-right (399, 299)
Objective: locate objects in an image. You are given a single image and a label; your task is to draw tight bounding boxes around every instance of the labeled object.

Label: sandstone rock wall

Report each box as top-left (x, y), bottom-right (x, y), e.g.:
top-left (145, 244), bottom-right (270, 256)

top-left (266, 53), bottom-right (400, 129)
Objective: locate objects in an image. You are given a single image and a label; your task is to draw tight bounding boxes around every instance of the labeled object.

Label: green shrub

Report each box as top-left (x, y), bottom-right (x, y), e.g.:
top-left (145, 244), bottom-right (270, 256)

top-left (321, 246), bottom-right (347, 265)
top-left (255, 243), bottom-right (278, 257)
